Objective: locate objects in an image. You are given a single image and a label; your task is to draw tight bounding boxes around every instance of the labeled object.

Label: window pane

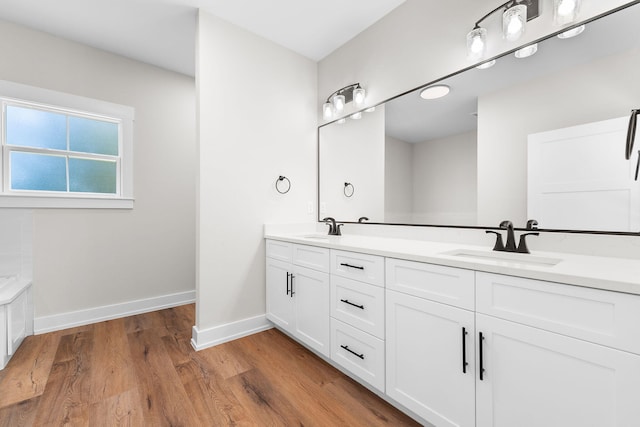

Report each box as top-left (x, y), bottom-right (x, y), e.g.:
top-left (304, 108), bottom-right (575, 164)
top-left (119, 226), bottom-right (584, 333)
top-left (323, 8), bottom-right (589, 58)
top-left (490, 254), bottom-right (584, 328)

top-left (6, 105), bottom-right (67, 150)
top-left (69, 158), bottom-right (117, 194)
top-left (69, 116), bottom-right (118, 155)
top-left (10, 152), bottom-right (67, 191)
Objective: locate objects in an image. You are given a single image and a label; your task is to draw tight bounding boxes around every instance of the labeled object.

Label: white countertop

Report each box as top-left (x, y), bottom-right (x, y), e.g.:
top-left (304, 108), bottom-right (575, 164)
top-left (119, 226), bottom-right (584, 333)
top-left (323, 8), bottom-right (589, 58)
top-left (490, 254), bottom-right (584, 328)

top-left (264, 231), bottom-right (640, 296)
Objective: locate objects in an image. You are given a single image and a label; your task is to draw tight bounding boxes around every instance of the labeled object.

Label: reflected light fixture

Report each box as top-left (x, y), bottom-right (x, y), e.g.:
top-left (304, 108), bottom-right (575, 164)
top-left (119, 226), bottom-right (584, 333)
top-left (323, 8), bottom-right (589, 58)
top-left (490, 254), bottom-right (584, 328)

top-left (466, 0), bottom-right (540, 61)
top-left (554, 0), bottom-right (581, 25)
top-left (420, 84), bottom-right (450, 100)
top-left (322, 83), bottom-right (366, 120)
top-left (476, 59), bottom-right (496, 70)
top-left (515, 43), bottom-right (538, 58)
top-left (557, 24), bottom-right (585, 39)
top-left (351, 112), bottom-right (362, 120)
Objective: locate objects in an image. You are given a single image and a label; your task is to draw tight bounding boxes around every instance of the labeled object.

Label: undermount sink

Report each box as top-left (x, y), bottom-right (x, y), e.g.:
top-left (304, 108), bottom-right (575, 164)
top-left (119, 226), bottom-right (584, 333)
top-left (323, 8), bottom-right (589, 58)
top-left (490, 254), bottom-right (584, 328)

top-left (298, 234), bottom-right (330, 240)
top-left (440, 249), bottom-right (562, 267)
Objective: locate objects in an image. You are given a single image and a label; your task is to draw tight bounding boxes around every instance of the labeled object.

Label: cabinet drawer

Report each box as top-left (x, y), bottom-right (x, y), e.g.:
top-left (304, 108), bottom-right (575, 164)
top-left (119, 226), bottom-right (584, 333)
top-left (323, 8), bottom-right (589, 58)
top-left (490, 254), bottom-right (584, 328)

top-left (266, 240), bottom-right (292, 262)
top-left (476, 272), bottom-right (640, 355)
top-left (331, 276), bottom-right (384, 339)
top-left (386, 258), bottom-right (475, 310)
top-left (331, 318), bottom-right (385, 392)
top-left (331, 250), bottom-right (384, 287)
top-left (293, 244), bottom-right (330, 273)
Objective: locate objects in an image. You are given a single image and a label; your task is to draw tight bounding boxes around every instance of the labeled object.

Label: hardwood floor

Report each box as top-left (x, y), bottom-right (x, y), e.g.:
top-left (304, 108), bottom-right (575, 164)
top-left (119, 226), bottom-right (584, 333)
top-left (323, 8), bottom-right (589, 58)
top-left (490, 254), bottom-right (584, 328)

top-left (0, 305), bottom-right (419, 426)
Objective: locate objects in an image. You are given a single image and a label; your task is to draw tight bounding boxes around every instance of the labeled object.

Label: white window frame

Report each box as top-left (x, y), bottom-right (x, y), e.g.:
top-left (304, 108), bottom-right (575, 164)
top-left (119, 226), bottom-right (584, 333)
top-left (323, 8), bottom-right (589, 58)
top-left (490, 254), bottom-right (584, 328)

top-left (0, 80), bottom-right (134, 209)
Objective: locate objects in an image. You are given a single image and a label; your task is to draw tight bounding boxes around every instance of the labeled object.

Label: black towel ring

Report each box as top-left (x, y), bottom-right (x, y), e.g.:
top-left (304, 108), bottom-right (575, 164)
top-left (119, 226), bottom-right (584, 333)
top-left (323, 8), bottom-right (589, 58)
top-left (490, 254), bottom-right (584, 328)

top-left (344, 182), bottom-right (354, 197)
top-left (275, 176), bottom-right (291, 194)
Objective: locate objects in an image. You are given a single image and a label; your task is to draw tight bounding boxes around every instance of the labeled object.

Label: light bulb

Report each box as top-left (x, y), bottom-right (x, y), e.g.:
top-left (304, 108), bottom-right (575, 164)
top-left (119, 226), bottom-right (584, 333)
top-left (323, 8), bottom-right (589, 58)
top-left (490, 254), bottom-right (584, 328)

top-left (332, 94), bottom-right (345, 111)
top-left (503, 5), bottom-right (527, 41)
top-left (466, 27), bottom-right (487, 61)
top-left (322, 102), bottom-right (333, 120)
top-left (353, 87), bottom-right (366, 105)
top-left (554, 0), bottom-right (581, 25)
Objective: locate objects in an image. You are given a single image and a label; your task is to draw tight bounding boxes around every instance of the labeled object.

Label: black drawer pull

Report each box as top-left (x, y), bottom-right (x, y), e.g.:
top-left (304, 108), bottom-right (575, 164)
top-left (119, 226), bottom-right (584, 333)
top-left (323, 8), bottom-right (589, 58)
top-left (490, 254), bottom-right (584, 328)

top-left (290, 274), bottom-right (295, 297)
top-left (340, 299), bottom-right (364, 310)
top-left (340, 262), bottom-right (364, 270)
top-left (340, 345), bottom-right (364, 360)
top-left (462, 327), bottom-right (468, 374)
top-left (479, 331), bottom-right (485, 380)
top-left (286, 272), bottom-right (291, 295)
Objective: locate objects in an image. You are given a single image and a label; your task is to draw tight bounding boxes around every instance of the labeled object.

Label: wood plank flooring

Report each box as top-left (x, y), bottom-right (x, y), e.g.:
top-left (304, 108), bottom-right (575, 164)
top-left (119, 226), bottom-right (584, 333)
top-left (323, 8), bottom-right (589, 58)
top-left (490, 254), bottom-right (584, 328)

top-left (0, 305), bottom-right (419, 426)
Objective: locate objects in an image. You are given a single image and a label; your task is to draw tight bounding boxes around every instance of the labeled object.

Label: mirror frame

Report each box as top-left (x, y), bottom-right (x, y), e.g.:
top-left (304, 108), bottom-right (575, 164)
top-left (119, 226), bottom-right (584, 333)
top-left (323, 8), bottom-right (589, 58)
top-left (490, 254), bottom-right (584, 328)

top-left (317, 1), bottom-right (640, 236)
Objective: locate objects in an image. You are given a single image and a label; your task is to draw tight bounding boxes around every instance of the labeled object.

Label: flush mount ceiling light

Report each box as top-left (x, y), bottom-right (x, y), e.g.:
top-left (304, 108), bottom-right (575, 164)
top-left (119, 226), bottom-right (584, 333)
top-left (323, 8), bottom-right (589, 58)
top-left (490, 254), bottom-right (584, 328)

top-left (420, 84), bottom-right (451, 100)
top-left (466, 0), bottom-right (540, 61)
top-left (515, 43), bottom-right (538, 58)
top-left (557, 24), bottom-right (585, 39)
top-left (476, 59), bottom-right (497, 70)
top-left (322, 83), bottom-right (366, 120)
top-left (554, 0), bottom-right (582, 25)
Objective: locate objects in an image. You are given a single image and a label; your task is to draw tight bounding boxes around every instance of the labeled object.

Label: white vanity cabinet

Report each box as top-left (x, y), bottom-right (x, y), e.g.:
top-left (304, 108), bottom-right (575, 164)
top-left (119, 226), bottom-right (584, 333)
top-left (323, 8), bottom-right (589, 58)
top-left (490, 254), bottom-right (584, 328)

top-left (385, 258), bottom-right (476, 427)
top-left (1, 278), bottom-right (33, 370)
top-left (266, 240), bottom-right (331, 357)
top-left (475, 272), bottom-right (640, 427)
top-left (329, 249), bottom-right (386, 392)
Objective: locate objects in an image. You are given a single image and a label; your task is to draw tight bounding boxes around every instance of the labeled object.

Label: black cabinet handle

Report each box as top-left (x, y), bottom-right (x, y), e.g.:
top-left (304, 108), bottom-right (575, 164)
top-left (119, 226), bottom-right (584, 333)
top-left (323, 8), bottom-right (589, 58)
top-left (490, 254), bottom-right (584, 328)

top-left (462, 327), bottom-right (468, 374)
top-left (340, 345), bottom-right (364, 360)
top-left (340, 299), bottom-right (364, 310)
top-left (479, 332), bottom-right (485, 381)
top-left (286, 272), bottom-right (291, 295)
top-left (290, 274), bottom-right (295, 297)
top-left (340, 263), bottom-right (364, 270)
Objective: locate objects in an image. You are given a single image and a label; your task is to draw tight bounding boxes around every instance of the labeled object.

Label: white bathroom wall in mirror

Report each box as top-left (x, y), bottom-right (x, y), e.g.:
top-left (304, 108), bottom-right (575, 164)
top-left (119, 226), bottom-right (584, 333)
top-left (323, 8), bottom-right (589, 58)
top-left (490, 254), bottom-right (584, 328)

top-left (528, 117), bottom-right (640, 232)
top-left (319, 106), bottom-right (385, 222)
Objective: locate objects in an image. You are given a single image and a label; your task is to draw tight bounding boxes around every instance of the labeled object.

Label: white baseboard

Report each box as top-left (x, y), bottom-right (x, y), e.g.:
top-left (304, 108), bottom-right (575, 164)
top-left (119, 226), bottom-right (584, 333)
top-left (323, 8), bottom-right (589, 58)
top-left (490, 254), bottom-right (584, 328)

top-left (34, 290), bottom-right (196, 334)
top-left (191, 315), bottom-right (273, 351)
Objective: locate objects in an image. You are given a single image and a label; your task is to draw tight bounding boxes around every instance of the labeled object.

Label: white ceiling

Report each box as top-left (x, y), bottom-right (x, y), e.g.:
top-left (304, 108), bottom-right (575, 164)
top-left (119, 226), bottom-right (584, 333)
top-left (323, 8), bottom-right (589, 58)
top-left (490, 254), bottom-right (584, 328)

top-left (0, 0), bottom-right (405, 77)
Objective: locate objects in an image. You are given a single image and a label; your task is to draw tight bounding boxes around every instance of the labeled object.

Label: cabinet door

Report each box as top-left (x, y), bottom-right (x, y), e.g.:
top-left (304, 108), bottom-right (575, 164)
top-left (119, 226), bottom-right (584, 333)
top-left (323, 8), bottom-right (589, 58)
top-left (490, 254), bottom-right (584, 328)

top-left (7, 289), bottom-right (28, 355)
top-left (386, 290), bottom-right (475, 427)
top-left (476, 313), bottom-right (640, 427)
top-left (266, 258), bottom-right (294, 332)
top-left (293, 265), bottom-right (330, 357)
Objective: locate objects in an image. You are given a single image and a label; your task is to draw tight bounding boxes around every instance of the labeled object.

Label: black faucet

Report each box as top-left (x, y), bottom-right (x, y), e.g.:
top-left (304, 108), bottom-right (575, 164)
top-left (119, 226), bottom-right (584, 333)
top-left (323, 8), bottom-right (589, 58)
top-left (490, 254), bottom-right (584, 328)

top-left (358, 217), bottom-right (369, 223)
top-left (486, 220), bottom-right (539, 254)
top-left (322, 217), bottom-right (343, 236)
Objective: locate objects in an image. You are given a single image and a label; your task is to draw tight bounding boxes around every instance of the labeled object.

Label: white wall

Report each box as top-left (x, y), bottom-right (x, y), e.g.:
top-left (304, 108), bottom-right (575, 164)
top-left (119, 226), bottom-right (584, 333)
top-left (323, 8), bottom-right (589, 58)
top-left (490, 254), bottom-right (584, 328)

top-left (385, 135), bottom-right (413, 223)
top-left (318, 0), bottom-right (640, 258)
top-left (320, 107), bottom-right (386, 222)
top-left (0, 20), bottom-right (196, 320)
top-left (196, 11), bottom-right (317, 341)
top-left (477, 47), bottom-right (640, 225)
top-left (412, 131), bottom-right (477, 225)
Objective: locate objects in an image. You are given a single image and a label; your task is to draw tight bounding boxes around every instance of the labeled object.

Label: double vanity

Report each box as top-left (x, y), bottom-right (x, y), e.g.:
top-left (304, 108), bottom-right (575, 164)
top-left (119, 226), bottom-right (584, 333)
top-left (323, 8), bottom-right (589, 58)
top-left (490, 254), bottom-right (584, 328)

top-left (265, 230), bottom-right (640, 427)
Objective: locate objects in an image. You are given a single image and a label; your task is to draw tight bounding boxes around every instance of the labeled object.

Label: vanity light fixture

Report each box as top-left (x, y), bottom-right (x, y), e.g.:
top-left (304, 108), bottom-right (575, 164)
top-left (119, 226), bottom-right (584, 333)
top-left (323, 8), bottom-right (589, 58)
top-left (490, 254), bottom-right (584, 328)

top-left (420, 84), bottom-right (450, 100)
top-left (322, 83), bottom-right (366, 120)
top-left (554, 0), bottom-right (581, 25)
top-left (514, 43), bottom-right (538, 58)
top-left (351, 112), bottom-right (362, 120)
top-left (337, 118), bottom-right (346, 124)
top-left (557, 24), bottom-right (585, 39)
top-left (364, 107), bottom-right (376, 113)
top-left (466, 0), bottom-right (540, 60)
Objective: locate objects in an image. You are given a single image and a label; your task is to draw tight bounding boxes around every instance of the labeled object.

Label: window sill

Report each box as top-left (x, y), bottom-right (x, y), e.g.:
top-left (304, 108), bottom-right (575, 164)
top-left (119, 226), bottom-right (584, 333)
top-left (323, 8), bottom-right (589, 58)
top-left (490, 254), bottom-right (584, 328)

top-left (0, 195), bottom-right (134, 209)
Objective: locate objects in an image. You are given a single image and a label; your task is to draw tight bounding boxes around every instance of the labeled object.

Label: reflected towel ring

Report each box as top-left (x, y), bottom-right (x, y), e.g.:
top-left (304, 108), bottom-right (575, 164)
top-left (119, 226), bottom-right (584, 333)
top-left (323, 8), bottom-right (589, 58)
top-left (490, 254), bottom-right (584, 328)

top-left (275, 176), bottom-right (291, 194)
top-left (344, 182), bottom-right (354, 197)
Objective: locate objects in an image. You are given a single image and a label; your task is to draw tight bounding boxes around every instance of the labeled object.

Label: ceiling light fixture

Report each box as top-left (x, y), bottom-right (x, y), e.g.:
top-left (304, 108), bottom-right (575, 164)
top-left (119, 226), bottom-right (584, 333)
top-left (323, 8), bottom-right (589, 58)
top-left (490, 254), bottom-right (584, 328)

top-left (466, 0), bottom-right (540, 61)
top-left (554, 0), bottom-right (582, 25)
top-left (322, 83), bottom-right (366, 120)
top-left (514, 43), bottom-right (538, 58)
top-left (420, 85), bottom-right (451, 100)
top-left (476, 59), bottom-right (497, 70)
top-left (557, 24), bottom-right (585, 39)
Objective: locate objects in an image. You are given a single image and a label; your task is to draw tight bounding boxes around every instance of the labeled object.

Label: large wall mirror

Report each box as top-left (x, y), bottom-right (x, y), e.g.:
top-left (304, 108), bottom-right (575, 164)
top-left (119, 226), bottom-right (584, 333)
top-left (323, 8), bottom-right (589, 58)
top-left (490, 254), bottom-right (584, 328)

top-left (319, 2), bottom-right (640, 234)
